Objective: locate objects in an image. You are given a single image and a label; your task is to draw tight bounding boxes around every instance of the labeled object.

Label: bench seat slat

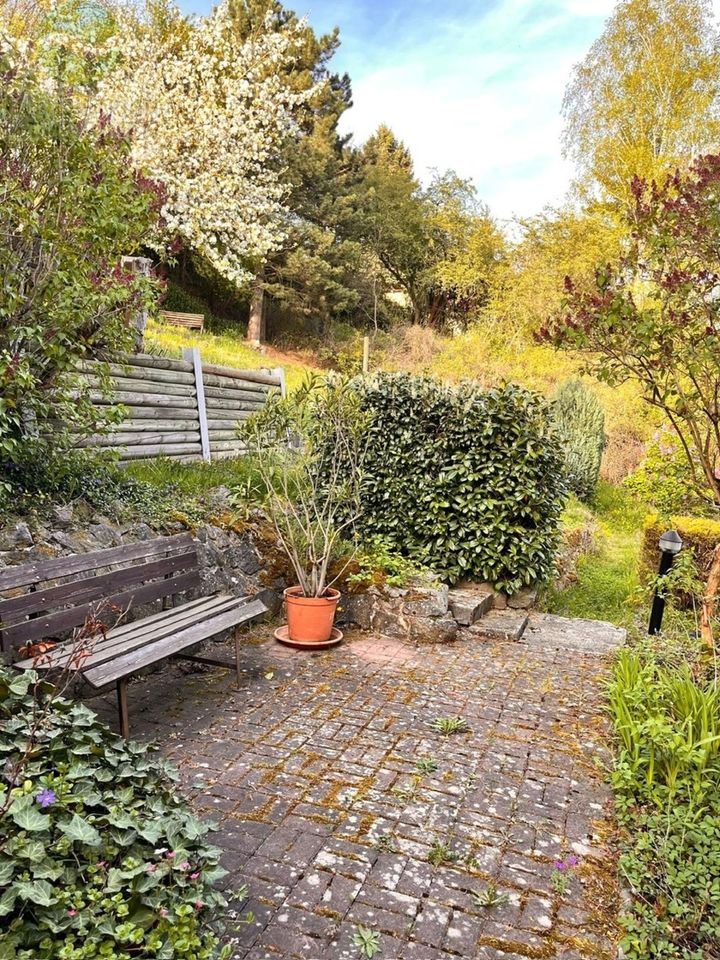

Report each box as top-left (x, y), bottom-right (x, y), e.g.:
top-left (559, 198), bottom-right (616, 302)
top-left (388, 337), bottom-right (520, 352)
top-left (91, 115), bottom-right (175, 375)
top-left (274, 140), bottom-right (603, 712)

top-left (82, 599), bottom-right (267, 688)
top-left (0, 534), bottom-right (194, 591)
top-left (2, 570), bottom-right (199, 649)
top-left (18, 594), bottom-right (247, 672)
top-left (0, 551), bottom-right (196, 623)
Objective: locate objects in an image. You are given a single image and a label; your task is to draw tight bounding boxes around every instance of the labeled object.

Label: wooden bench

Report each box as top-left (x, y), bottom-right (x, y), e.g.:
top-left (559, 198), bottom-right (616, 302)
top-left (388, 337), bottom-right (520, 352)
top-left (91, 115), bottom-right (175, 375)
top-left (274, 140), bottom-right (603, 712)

top-left (0, 534), bottom-right (266, 737)
top-left (159, 310), bottom-right (205, 332)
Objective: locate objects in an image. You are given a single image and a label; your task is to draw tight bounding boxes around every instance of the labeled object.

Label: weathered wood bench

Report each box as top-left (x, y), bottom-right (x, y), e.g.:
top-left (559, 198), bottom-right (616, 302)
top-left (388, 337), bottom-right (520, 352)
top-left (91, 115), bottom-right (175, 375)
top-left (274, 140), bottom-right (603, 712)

top-left (159, 310), bottom-right (205, 332)
top-left (0, 533), bottom-right (266, 737)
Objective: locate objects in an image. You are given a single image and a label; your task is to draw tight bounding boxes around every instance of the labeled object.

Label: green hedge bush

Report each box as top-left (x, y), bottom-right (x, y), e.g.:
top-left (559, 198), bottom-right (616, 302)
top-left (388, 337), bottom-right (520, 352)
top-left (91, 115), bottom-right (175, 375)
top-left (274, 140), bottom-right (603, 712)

top-left (551, 379), bottom-right (605, 502)
top-left (0, 670), bottom-right (231, 959)
top-left (347, 373), bottom-right (566, 592)
top-left (641, 514), bottom-right (720, 586)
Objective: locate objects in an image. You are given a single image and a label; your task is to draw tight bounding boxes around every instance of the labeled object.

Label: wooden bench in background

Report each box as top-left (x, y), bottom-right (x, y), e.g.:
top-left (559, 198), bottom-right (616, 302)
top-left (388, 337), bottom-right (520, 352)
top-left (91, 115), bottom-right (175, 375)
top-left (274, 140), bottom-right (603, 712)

top-left (159, 310), bottom-right (205, 332)
top-left (0, 534), bottom-right (266, 737)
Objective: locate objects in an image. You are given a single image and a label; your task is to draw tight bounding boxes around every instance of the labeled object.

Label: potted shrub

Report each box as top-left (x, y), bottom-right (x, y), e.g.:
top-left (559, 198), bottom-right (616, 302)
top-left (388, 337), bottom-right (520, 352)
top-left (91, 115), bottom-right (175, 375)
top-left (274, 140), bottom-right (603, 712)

top-left (239, 375), bottom-right (366, 647)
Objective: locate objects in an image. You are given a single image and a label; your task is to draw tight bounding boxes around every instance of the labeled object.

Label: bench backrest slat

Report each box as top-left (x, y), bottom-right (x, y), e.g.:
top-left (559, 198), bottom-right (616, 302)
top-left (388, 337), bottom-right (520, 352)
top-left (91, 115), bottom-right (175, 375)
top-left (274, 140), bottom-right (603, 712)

top-left (0, 534), bottom-right (199, 653)
top-left (0, 534), bottom-right (194, 590)
top-left (159, 310), bottom-right (204, 331)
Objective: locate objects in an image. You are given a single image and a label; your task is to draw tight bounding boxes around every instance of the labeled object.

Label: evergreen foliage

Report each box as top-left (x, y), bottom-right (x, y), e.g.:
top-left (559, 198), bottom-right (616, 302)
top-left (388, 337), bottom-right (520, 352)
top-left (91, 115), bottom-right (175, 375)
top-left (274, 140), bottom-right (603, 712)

top-left (552, 380), bottom-right (605, 501)
top-left (344, 373), bottom-right (566, 592)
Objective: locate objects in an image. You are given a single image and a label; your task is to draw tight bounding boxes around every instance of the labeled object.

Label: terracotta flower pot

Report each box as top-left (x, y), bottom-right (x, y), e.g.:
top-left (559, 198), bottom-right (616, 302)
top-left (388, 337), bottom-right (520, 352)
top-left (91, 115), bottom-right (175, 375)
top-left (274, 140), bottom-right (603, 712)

top-left (284, 586), bottom-right (340, 643)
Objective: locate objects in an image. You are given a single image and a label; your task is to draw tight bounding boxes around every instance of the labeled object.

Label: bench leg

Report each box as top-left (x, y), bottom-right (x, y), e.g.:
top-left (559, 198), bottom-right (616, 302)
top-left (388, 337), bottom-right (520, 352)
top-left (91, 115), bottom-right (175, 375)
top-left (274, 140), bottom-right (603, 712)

top-left (234, 627), bottom-right (242, 689)
top-left (117, 678), bottom-right (130, 739)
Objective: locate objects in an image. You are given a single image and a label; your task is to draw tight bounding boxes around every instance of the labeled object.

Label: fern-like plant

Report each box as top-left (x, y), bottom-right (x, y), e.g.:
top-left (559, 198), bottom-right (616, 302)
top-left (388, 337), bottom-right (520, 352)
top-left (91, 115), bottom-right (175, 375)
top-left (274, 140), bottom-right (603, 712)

top-left (552, 379), bottom-right (605, 502)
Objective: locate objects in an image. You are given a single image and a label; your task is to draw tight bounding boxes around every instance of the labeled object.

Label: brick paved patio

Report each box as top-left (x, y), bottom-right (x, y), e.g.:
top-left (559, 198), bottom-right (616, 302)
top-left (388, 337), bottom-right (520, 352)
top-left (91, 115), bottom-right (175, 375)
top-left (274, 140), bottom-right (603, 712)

top-left (94, 613), bottom-right (624, 960)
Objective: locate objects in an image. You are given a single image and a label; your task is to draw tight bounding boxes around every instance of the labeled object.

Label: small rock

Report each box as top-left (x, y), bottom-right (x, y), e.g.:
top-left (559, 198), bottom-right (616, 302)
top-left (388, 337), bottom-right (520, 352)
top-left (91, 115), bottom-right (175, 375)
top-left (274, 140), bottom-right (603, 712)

top-left (88, 523), bottom-right (121, 547)
top-left (372, 605), bottom-right (410, 639)
top-left (508, 587), bottom-right (538, 610)
top-left (13, 522), bottom-right (34, 548)
top-left (206, 486), bottom-right (233, 513)
top-left (410, 614), bottom-right (458, 645)
top-left (52, 504), bottom-right (74, 529)
top-left (402, 583), bottom-right (449, 617)
top-left (339, 592), bottom-right (374, 630)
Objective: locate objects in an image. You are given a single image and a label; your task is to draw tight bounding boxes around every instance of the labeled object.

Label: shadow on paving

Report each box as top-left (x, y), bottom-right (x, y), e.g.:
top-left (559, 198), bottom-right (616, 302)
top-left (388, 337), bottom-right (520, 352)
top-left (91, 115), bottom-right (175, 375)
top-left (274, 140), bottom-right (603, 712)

top-left (90, 612), bottom-right (625, 960)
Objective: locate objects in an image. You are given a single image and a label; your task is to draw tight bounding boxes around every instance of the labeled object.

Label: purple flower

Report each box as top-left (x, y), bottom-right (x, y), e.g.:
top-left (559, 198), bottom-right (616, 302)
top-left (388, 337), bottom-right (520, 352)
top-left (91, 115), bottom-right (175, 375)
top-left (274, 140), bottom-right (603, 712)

top-left (36, 788), bottom-right (56, 808)
top-left (566, 855), bottom-right (579, 867)
top-left (554, 860), bottom-right (566, 871)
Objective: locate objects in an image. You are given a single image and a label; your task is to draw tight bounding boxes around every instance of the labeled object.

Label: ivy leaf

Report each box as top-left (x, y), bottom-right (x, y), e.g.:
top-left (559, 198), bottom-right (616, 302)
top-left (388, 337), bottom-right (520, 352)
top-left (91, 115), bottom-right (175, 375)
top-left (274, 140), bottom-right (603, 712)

top-left (0, 886), bottom-right (17, 917)
top-left (59, 814), bottom-right (101, 846)
top-left (14, 879), bottom-right (57, 907)
top-left (11, 798), bottom-right (48, 833)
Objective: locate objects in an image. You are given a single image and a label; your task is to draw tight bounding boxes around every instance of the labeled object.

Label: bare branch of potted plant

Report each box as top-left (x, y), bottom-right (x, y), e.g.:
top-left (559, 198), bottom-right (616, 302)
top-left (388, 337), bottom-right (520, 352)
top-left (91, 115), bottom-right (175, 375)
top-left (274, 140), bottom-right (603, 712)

top-left (238, 374), bottom-right (367, 647)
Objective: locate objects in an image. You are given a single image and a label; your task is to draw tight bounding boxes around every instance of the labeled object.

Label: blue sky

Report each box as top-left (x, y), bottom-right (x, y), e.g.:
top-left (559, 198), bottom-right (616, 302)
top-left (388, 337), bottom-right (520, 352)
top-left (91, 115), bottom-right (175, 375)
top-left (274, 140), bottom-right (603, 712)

top-left (180, 0), bottom-right (717, 222)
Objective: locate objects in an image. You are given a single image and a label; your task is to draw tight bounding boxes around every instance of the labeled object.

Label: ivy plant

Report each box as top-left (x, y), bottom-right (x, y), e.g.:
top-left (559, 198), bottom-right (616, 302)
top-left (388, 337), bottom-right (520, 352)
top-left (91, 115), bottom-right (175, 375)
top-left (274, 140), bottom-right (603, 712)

top-left (0, 670), bottom-right (232, 959)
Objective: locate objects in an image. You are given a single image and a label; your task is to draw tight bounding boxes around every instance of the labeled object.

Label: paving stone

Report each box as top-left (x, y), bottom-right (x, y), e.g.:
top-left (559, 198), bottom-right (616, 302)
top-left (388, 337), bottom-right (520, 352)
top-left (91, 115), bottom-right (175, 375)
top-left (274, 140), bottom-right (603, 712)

top-left (89, 622), bottom-right (621, 959)
top-left (472, 609), bottom-right (529, 641)
top-left (447, 587), bottom-right (494, 625)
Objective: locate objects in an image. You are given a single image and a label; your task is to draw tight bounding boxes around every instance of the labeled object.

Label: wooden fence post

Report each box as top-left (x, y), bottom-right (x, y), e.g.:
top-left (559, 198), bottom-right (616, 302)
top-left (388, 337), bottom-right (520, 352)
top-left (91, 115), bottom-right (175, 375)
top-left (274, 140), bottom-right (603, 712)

top-left (270, 367), bottom-right (286, 397)
top-left (121, 256), bottom-right (153, 352)
top-left (183, 347), bottom-right (211, 462)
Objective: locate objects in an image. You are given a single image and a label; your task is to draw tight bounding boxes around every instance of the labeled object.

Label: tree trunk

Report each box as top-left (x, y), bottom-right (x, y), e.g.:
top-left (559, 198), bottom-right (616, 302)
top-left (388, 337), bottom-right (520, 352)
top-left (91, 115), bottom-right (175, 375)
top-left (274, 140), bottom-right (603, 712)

top-left (701, 544), bottom-right (720, 653)
top-left (246, 266), bottom-right (266, 347)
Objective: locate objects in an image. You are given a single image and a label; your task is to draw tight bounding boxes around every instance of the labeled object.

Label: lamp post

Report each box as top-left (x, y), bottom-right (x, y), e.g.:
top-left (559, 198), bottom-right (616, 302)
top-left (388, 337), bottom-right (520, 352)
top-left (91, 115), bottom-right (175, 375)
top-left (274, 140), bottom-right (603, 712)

top-left (648, 530), bottom-right (683, 635)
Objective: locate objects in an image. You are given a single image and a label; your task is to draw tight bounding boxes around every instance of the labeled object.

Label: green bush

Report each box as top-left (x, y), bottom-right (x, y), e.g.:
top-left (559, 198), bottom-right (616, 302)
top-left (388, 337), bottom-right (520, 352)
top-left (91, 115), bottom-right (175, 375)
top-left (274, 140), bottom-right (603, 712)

top-left (0, 39), bottom-right (158, 489)
top-left (551, 379), bottom-right (605, 501)
top-left (346, 373), bottom-right (566, 592)
top-left (641, 513), bottom-right (720, 589)
top-left (0, 670), bottom-right (232, 959)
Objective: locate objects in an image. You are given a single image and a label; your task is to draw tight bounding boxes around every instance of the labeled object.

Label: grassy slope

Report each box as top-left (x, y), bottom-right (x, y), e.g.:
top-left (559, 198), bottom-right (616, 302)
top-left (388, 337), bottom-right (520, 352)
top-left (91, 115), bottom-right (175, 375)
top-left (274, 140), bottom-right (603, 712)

top-left (545, 481), bottom-right (648, 626)
top-left (144, 319), bottom-right (315, 393)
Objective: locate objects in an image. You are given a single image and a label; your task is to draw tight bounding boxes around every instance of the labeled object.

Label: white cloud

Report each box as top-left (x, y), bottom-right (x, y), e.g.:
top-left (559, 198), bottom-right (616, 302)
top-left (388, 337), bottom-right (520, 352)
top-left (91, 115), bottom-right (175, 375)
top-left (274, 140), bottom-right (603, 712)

top-left (333, 0), bottom-right (720, 221)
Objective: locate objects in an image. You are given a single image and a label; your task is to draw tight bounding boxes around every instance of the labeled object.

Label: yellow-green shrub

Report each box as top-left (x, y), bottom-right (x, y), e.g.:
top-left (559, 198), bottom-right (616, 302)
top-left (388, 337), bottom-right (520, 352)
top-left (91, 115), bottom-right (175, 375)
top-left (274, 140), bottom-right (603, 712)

top-left (641, 514), bottom-right (720, 584)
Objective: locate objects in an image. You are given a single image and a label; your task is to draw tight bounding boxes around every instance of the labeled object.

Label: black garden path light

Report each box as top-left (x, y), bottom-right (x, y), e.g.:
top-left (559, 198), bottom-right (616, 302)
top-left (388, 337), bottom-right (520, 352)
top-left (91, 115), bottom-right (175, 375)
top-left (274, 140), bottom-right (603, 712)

top-left (648, 530), bottom-right (684, 635)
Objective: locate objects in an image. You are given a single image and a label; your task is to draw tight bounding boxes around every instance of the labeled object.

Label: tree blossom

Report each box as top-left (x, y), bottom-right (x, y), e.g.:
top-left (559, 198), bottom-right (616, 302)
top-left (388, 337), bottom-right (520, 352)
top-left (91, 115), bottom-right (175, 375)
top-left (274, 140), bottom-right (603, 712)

top-left (95, 1), bottom-right (318, 286)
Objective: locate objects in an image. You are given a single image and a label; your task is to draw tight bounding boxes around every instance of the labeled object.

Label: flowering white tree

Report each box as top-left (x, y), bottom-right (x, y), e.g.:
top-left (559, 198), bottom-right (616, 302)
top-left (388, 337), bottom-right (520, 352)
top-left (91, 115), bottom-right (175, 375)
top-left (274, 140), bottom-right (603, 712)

top-left (95, 1), bottom-right (316, 286)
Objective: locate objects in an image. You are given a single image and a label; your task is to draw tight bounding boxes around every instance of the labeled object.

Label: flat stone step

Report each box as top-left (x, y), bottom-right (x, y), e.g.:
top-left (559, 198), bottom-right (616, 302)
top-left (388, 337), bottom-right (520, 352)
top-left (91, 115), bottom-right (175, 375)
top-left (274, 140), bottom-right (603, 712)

top-left (471, 609), bottom-right (529, 642)
top-left (447, 588), bottom-right (494, 626)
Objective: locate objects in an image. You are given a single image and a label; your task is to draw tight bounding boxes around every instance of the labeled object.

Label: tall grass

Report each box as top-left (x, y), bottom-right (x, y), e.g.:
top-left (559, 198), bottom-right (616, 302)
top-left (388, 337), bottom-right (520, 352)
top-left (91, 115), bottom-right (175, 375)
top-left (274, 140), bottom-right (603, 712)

top-left (610, 648), bottom-right (720, 800)
top-left (544, 482), bottom-right (647, 626)
top-left (144, 319), bottom-right (313, 392)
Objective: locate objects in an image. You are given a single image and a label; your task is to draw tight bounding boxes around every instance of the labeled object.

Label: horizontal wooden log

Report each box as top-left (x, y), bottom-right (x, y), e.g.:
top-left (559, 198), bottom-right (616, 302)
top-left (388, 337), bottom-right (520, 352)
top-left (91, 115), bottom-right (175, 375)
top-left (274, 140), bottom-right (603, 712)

top-left (80, 431), bottom-right (200, 448)
top-left (119, 353), bottom-right (194, 374)
top-left (201, 362), bottom-right (281, 387)
top-left (201, 371), bottom-right (270, 394)
top-left (83, 375), bottom-right (193, 398)
top-left (81, 360), bottom-right (195, 386)
top-left (114, 419), bottom-right (200, 432)
top-left (204, 396), bottom-right (262, 412)
top-left (109, 365), bottom-right (195, 386)
top-left (87, 390), bottom-right (198, 409)
top-left (204, 409), bottom-right (257, 423)
top-left (118, 453), bottom-right (204, 465)
top-left (201, 383), bottom-right (270, 403)
top-left (207, 429), bottom-right (240, 441)
top-left (118, 442), bottom-right (203, 459)
top-left (208, 439), bottom-right (248, 452)
top-left (210, 448), bottom-right (248, 460)
top-left (114, 405), bottom-right (199, 421)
